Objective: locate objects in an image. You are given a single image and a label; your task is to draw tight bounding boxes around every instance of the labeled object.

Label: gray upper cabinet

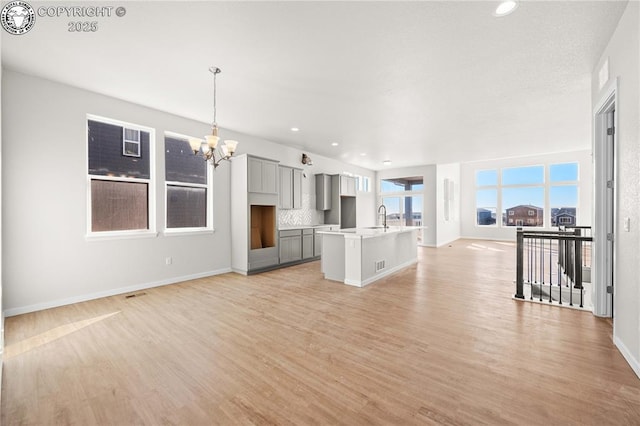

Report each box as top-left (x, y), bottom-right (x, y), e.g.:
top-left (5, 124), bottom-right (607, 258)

top-left (279, 166), bottom-right (293, 209)
top-left (315, 173), bottom-right (332, 210)
top-left (293, 169), bottom-right (302, 209)
top-left (340, 175), bottom-right (357, 197)
top-left (249, 157), bottom-right (278, 194)
top-left (279, 166), bottom-right (303, 209)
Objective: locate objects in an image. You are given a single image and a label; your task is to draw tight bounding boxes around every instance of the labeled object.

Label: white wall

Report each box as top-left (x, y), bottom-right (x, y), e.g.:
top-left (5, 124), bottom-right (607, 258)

top-left (435, 163), bottom-right (461, 246)
top-left (592, 1), bottom-right (640, 377)
top-left (460, 150), bottom-right (593, 241)
top-left (1, 70), bottom-right (375, 315)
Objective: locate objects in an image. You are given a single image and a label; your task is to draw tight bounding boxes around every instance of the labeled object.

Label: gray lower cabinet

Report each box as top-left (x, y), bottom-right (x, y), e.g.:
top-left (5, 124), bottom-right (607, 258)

top-left (279, 229), bottom-right (302, 263)
top-left (302, 229), bottom-right (314, 259)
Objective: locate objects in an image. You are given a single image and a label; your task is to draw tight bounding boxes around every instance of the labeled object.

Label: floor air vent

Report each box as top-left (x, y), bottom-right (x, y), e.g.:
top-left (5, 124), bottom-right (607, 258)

top-left (375, 260), bottom-right (386, 272)
top-left (125, 292), bottom-right (147, 299)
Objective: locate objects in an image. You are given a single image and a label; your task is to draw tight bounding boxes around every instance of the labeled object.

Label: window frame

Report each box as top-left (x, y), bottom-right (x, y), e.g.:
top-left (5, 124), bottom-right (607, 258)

top-left (163, 131), bottom-right (214, 235)
top-left (474, 162), bottom-right (580, 229)
top-left (86, 114), bottom-right (156, 241)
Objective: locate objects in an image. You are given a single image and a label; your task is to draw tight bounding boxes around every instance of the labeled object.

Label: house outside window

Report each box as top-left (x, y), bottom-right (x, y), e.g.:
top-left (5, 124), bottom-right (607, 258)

top-left (87, 116), bottom-right (154, 236)
top-left (501, 165), bottom-right (544, 227)
top-left (550, 163), bottom-right (579, 227)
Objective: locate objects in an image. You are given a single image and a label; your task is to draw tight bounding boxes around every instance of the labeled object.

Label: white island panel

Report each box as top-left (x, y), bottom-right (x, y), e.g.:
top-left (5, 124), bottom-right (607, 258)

top-left (319, 227), bottom-right (420, 287)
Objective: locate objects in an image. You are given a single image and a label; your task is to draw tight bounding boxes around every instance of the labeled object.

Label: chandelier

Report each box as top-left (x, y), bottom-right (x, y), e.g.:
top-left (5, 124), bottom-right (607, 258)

top-left (189, 66), bottom-right (238, 168)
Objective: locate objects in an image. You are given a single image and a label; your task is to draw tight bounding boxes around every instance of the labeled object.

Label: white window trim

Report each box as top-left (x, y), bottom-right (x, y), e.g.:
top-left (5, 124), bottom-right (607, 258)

top-left (86, 115), bottom-right (156, 239)
top-left (163, 131), bottom-right (214, 233)
top-left (474, 162), bottom-right (580, 229)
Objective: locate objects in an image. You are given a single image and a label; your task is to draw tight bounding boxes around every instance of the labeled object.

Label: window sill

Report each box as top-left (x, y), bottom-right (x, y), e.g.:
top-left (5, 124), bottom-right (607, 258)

top-left (163, 228), bottom-right (215, 237)
top-left (85, 230), bottom-right (158, 242)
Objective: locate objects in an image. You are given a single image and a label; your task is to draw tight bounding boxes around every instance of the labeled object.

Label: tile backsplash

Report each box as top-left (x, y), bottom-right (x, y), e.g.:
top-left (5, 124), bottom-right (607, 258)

top-left (278, 193), bottom-right (324, 226)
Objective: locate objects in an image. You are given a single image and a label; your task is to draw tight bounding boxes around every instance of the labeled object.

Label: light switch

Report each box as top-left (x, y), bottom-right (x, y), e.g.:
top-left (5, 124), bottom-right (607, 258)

top-left (624, 217), bottom-right (630, 232)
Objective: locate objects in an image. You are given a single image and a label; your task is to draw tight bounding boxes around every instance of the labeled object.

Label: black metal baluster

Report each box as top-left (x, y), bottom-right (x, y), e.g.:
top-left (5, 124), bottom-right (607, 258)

top-left (576, 235), bottom-right (583, 308)
top-left (528, 235), bottom-right (533, 300)
top-left (515, 229), bottom-right (525, 299)
top-left (557, 238), bottom-right (562, 305)
top-left (569, 238), bottom-right (574, 307)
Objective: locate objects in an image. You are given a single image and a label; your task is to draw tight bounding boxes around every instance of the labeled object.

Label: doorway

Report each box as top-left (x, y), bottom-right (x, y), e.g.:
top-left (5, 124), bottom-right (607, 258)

top-left (592, 81), bottom-right (616, 318)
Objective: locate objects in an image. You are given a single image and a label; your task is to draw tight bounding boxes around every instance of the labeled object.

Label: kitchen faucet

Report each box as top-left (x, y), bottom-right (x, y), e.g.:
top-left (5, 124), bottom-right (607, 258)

top-left (378, 204), bottom-right (388, 230)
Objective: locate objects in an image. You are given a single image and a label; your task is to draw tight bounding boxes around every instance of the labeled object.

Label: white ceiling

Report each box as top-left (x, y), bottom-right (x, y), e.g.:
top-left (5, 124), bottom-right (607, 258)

top-left (2, 1), bottom-right (627, 170)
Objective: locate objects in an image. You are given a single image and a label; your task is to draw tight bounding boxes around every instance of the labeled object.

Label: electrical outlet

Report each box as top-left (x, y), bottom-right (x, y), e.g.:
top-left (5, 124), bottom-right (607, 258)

top-left (165, 257), bottom-right (172, 265)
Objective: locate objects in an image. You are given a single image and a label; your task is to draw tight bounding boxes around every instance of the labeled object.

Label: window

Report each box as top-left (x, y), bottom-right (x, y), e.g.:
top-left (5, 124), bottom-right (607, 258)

top-left (501, 165), bottom-right (544, 227)
top-left (87, 116), bottom-right (153, 235)
top-left (379, 175), bottom-right (424, 236)
top-left (550, 163), bottom-right (578, 227)
top-left (165, 133), bottom-right (211, 230)
top-left (123, 128), bottom-right (141, 157)
top-left (355, 175), bottom-right (371, 193)
top-left (381, 196), bottom-right (423, 226)
top-left (475, 162), bottom-right (580, 229)
top-left (475, 170), bottom-right (497, 226)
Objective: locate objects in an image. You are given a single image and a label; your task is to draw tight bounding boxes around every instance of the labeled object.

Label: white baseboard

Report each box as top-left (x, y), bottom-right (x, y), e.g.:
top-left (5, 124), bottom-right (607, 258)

top-left (3, 268), bottom-right (233, 317)
top-left (436, 237), bottom-right (460, 247)
top-left (231, 268), bottom-right (248, 276)
top-left (344, 259), bottom-right (417, 287)
top-left (420, 243), bottom-right (437, 247)
top-left (614, 335), bottom-right (640, 379)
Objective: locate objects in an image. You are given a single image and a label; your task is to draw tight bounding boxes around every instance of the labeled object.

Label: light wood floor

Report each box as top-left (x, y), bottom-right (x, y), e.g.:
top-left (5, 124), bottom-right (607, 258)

top-left (2, 239), bottom-right (639, 425)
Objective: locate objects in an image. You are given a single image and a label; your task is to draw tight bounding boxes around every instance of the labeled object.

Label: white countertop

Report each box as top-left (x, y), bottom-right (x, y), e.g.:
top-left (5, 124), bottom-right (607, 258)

top-left (278, 224), bottom-right (339, 231)
top-left (316, 226), bottom-right (424, 239)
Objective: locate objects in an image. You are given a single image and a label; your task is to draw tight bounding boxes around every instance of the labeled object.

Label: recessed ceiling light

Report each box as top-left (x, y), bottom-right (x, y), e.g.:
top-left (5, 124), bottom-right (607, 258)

top-left (494, 1), bottom-right (518, 17)
top-left (360, 153), bottom-right (367, 156)
top-left (331, 142), bottom-right (339, 146)
top-left (383, 160), bottom-right (392, 165)
top-left (290, 127), bottom-right (300, 132)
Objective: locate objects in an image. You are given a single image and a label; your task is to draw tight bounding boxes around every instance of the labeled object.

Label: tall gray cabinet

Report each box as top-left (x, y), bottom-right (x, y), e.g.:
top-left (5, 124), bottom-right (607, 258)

top-left (231, 154), bottom-right (280, 274)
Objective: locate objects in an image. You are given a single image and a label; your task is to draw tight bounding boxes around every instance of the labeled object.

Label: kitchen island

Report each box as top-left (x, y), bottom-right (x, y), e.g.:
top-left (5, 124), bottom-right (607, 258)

top-left (316, 227), bottom-right (420, 287)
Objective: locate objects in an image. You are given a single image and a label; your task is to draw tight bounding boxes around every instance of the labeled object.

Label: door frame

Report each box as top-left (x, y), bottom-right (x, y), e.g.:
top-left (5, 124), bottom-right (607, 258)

top-left (592, 77), bottom-right (618, 318)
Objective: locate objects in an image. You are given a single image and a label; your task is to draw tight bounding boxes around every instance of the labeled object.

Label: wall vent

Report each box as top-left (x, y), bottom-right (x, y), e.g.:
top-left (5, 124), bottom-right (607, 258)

top-left (125, 292), bottom-right (147, 299)
top-left (375, 260), bottom-right (386, 273)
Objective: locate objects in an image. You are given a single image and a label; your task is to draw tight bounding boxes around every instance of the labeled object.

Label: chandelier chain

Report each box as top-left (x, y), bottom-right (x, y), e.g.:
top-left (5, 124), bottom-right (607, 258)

top-left (212, 70), bottom-right (217, 127)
